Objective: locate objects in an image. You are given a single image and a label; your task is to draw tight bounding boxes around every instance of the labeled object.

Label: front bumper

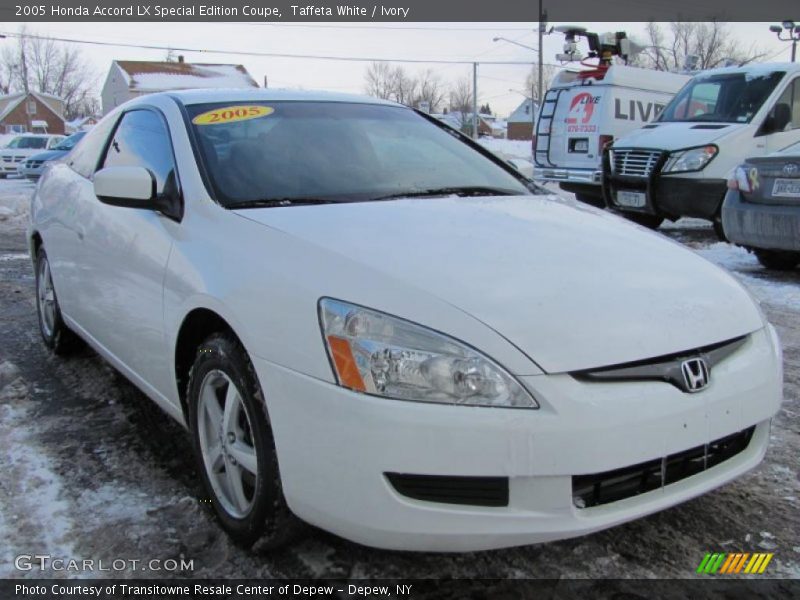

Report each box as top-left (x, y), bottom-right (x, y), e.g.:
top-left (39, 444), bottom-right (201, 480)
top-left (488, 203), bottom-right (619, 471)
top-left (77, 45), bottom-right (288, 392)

top-left (0, 162), bottom-right (21, 174)
top-left (722, 190), bottom-right (800, 252)
top-left (534, 167), bottom-right (601, 185)
top-left (602, 149), bottom-right (727, 220)
top-left (254, 326), bottom-right (782, 551)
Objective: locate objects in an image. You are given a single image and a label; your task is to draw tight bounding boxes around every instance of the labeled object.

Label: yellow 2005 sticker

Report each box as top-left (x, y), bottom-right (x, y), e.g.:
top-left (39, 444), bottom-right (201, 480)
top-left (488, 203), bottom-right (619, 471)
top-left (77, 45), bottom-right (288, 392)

top-left (192, 105), bottom-right (274, 125)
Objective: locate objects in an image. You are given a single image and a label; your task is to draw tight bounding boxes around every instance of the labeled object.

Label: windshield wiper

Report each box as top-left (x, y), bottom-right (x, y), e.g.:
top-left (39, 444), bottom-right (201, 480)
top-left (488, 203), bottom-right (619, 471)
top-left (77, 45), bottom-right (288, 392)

top-left (230, 197), bottom-right (340, 209)
top-left (371, 186), bottom-right (522, 201)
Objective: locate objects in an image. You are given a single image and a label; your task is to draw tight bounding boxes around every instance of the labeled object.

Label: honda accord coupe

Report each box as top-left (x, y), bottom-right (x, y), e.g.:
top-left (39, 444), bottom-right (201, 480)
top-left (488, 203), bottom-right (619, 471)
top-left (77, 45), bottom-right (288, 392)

top-left (28, 89), bottom-right (783, 551)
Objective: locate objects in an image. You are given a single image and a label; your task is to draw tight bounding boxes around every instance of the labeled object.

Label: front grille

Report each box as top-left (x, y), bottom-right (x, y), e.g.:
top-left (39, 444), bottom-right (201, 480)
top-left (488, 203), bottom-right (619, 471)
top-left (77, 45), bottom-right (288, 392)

top-left (25, 160), bottom-right (43, 168)
top-left (572, 426), bottom-right (755, 508)
top-left (386, 473), bottom-right (509, 507)
top-left (611, 149), bottom-right (662, 177)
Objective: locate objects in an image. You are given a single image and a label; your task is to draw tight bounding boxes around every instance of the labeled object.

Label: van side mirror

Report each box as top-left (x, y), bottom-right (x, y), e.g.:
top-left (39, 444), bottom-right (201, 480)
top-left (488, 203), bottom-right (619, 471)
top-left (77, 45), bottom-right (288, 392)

top-left (94, 166), bottom-right (183, 221)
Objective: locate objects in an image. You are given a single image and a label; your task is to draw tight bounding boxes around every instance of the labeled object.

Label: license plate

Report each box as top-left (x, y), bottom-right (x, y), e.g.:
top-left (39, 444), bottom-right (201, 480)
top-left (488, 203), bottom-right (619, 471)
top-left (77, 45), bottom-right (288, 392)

top-left (616, 190), bottom-right (646, 208)
top-left (773, 178), bottom-right (800, 198)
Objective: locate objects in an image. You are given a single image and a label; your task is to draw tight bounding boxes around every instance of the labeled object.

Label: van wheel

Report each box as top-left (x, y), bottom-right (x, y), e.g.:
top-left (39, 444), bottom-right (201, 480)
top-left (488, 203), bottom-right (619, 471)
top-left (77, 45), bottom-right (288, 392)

top-left (35, 248), bottom-right (81, 355)
top-left (624, 212), bottom-right (664, 230)
top-left (755, 250), bottom-right (800, 271)
top-left (575, 193), bottom-right (606, 209)
top-left (187, 332), bottom-right (302, 549)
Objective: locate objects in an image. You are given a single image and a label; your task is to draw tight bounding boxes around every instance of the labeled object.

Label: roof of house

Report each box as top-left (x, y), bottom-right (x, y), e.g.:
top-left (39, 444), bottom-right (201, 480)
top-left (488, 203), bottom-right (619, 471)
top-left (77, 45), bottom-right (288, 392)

top-left (507, 98), bottom-right (538, 123)
top-left (0, 91), bottom-right (65, 122)
top-left (113, 61), bottom-right (259, 92)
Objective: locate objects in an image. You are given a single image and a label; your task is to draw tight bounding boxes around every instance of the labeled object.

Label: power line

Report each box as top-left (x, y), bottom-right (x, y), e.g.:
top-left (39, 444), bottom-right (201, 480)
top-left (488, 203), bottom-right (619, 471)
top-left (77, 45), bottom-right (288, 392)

top-left (0, 30), bottom-right (541, 66)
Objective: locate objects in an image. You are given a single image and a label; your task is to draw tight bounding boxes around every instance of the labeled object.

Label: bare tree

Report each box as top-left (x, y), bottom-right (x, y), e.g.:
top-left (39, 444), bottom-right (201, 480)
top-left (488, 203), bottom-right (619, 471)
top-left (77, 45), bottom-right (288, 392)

top-left (524, 64), bottom-right (557, 106)
top-left (390, 66), bottom-right (418, 106)
top-left (364, 62), bottom-right (396, 100)
top-left (448, 76), bottom-right (474, 132)
top-left (1, 30), bottom-right (98, 119)
top-left (639, 21), bottom-right (768, 71)
top-left (414, 69), bottom-right (446, 113)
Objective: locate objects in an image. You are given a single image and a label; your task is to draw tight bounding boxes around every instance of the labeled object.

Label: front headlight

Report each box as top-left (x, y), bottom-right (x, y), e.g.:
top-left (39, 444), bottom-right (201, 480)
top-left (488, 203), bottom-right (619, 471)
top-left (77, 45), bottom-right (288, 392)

top-left (662, 145), bottom-right (718, 173)
top-left (319, 298), bottom-right (538, 408)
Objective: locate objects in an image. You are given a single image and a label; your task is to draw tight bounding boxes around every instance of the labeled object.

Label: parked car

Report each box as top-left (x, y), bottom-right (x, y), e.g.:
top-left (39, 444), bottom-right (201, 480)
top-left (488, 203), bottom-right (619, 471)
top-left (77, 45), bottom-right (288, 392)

top-left (17, 131), bottom-right (87, 180)
top-left (722, 141), bottom-right (800, 269)
top-left (603, 63), bottom-right (800, 234)
top-left (29, 89), bottom-right (782, 552)
top-left (0, 133), bottom-right (65, 178)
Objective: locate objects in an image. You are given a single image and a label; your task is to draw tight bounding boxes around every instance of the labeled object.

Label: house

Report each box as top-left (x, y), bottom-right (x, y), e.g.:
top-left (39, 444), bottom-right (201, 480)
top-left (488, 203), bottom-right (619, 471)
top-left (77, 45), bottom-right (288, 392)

top-left (65, 116), bottom-right (99, 133)
top-left (0, 92), bottom-right (66, 135)
top-left (507, 98), bottom-right (539, 141)
top-left (102, 57), bottom-right (259, 114)
top-left (433, 111), bottom-right (495, 137)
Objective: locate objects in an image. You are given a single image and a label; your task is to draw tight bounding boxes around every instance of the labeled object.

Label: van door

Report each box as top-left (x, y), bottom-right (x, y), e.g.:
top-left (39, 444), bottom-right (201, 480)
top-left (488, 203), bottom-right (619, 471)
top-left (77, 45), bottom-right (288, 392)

top-left (763, 77), bottom-right (800, 154)
top-left (549, 87), bottom-right (603, 169)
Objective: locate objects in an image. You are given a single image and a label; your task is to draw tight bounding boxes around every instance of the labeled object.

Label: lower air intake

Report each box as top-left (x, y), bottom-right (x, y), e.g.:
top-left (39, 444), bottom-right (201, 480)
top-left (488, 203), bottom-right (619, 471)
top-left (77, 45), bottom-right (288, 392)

top-left (572, 426), bottom-right (755, 508)
top-left (386, 473), bottom-right (509, 507)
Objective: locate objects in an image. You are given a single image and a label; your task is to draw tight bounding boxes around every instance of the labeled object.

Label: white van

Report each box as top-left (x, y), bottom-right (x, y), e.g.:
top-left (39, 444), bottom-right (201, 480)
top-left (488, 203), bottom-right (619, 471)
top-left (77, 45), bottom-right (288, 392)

top-left (534, 65), bottom-right (689, 207)
top-left (603, 63), bottom-right (800, 234)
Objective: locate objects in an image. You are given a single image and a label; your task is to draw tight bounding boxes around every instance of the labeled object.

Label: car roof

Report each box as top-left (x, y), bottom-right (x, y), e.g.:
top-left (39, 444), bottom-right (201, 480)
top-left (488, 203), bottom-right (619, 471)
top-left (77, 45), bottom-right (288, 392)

top-left (159, 88), bottom-right (405, 108)
top-left (694, 62), bottom-right (800, 78)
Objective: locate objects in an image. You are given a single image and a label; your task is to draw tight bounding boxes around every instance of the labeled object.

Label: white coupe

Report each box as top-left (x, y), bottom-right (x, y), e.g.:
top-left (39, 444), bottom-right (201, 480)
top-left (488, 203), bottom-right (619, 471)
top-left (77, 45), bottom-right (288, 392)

top-left (29, 89), bottom-right (783, 551)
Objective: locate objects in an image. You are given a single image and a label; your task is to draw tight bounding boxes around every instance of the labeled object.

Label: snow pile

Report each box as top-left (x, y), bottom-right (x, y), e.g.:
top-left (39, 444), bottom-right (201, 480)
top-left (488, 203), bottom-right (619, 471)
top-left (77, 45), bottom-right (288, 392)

top-left (0, 179), bottom-right (34, 232)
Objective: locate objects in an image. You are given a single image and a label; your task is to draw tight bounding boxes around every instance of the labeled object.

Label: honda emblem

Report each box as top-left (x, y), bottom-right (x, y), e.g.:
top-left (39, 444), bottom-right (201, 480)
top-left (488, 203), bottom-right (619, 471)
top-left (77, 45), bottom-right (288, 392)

top-left (681, 358), bottom-right (709, 392)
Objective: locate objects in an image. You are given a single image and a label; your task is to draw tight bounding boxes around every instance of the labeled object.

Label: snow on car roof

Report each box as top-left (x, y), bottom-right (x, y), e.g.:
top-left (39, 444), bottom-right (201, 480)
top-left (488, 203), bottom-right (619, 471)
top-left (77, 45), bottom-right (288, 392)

top-left (693, 62), bottom-right (800, 79)
top-left (165, 88), bottom-right (404, 108)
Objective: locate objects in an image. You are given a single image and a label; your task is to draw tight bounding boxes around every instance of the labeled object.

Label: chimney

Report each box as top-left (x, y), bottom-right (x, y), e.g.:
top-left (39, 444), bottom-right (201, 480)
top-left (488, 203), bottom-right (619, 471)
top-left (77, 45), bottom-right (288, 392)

top-left (178, 55), bottom-right (184, 63)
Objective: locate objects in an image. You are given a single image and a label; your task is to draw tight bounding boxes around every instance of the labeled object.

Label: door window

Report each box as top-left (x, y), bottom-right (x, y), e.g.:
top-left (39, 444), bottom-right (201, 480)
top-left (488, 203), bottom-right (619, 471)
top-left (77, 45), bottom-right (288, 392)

top-left (771, 78), bottom-right (800, 131)
top-left (68, 116), bottom-right (119, 178)
top-left (101, 109), bottom-right (177, 194)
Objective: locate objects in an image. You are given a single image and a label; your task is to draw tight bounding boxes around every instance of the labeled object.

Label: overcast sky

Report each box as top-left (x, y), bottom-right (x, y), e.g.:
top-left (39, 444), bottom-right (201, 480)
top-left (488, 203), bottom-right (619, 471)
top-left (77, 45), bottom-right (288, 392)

top-left (8, 21), bottom-right (796, 116)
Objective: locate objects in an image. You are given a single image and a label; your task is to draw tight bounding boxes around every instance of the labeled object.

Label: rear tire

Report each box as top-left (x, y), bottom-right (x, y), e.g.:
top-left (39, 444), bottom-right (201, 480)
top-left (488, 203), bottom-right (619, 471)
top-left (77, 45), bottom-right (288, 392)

top-left (755, 250), bottom-right (800, 271)
top-left (623, 212), bottom-right (664, 230)
top-left (35, 248), bottom-right (82, 355)
top-left (187, 332), bottom-right (302, 549)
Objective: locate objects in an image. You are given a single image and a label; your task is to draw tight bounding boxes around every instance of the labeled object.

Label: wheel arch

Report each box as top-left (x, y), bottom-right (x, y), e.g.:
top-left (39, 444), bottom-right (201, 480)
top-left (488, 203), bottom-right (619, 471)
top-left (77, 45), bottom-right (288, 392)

top-left (174, 307), bottom-right (248, 420)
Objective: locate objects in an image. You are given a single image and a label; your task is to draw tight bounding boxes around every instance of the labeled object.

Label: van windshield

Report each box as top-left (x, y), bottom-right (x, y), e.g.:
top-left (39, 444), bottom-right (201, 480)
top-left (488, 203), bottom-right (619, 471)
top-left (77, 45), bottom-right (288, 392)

top-left (658, 71), bottom-right (785, 124)
top-left (187, 101), bottom-right (531, 207)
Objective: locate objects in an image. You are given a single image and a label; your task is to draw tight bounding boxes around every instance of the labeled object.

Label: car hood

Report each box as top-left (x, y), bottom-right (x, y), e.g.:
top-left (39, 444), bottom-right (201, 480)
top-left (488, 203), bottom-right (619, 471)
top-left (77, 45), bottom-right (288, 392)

top-left (27, 149), bottom-right (67, 162)
top-left (235, 196), bottom-right (763, 373)
top-left (614, 122), bottom-right (741, 151)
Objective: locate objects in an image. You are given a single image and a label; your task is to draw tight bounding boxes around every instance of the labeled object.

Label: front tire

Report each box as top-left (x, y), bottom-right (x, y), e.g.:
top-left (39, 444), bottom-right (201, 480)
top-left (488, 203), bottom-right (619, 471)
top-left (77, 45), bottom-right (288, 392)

top-left (755, 250), bottom-right (800, 271)
top-left (623, 212), bottom-right (664, 230)
top-left (187, 333), bottom-right (301, 549)
top-left (35, 248), bottom-right (81, 355)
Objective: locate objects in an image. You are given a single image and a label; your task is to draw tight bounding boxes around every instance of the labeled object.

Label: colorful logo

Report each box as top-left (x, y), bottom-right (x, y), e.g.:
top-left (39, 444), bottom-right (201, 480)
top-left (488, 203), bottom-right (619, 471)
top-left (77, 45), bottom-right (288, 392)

top-left (696, 552), bottom-right (774, 575)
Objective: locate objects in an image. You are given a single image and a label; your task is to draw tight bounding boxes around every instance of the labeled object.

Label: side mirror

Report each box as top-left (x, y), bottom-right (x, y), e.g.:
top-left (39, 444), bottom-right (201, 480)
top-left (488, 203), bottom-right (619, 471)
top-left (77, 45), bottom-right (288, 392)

top-left (94, 166), bottom-right (156, 208)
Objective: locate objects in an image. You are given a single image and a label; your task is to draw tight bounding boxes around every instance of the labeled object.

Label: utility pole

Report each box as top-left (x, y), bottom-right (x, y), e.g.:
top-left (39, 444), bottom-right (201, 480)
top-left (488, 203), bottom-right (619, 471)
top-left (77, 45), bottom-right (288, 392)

top-left (472, 62), bottom-right (478, 140)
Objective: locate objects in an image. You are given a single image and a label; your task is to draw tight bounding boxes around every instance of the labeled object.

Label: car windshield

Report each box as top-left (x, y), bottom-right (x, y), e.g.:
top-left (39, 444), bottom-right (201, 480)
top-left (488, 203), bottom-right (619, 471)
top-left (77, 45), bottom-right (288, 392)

top-left (187, 101), bottom-right (530, 206)
top-left (658, 71), bottom-right (785, 124)
top-left (7, 136), bottom-right (48, 149)
top-left (53, 132), bottom-right (85, 151)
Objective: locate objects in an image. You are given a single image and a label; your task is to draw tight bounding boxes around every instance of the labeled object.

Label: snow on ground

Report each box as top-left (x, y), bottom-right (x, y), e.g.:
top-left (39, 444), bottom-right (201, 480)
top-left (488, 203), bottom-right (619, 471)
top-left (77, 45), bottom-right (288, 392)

top-left (0, 362), bottom-right (78, 577)
top-left (477, 137), bottom-right (533, 161)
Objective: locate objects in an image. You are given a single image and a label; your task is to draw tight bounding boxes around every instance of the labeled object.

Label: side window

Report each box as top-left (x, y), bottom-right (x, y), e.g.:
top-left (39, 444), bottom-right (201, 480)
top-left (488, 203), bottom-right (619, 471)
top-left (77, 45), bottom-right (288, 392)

top-left (68, 116), bottom-right (119, 178)
top-left (772, 78), bottom-right (800, 131)
top-left (102, 109), bottom-right (176, 194)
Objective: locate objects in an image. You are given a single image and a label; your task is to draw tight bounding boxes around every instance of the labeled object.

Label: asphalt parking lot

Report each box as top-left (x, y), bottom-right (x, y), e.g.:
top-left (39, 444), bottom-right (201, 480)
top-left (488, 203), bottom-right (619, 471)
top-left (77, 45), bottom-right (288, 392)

top-left (0, 177), bottom-right (798, 580)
